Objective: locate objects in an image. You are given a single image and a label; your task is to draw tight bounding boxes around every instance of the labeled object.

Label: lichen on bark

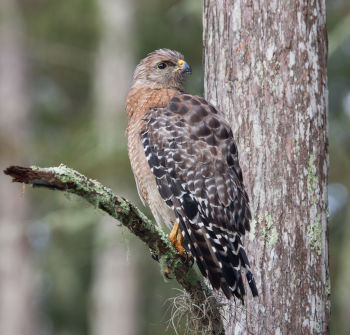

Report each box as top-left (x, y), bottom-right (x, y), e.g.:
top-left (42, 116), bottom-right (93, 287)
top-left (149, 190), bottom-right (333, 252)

top-left (307, 219), bottom-right (323, 256)
top-left (4, 164), bottom-right (225, 335)
top-left (204, 0), bottom-right (330, 333)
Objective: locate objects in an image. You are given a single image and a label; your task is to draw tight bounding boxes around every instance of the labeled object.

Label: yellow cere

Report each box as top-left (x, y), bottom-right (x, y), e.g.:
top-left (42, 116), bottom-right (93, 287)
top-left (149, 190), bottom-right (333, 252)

top-left (172, 59), bottom-right (185, 73)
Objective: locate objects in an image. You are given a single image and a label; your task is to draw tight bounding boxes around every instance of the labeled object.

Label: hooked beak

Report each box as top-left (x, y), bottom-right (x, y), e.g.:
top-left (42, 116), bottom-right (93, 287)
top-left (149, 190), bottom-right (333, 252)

top-left (173, 59), bottom-right (192, 74)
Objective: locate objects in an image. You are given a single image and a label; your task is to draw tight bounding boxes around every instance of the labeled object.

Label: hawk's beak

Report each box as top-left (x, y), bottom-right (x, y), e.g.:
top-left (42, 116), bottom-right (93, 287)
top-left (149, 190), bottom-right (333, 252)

top-left (173, 59), bottom-right (192, 74)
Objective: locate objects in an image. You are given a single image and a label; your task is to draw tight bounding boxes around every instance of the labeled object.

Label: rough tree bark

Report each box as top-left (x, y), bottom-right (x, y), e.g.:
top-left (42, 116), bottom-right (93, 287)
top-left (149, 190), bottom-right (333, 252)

top-left (203, 0), bottom-right (330, 334)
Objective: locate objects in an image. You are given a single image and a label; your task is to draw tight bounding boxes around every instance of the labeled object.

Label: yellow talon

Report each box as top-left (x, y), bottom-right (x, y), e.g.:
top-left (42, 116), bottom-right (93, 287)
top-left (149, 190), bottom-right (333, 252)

top-left (169, 221), bottom-right (186, 257)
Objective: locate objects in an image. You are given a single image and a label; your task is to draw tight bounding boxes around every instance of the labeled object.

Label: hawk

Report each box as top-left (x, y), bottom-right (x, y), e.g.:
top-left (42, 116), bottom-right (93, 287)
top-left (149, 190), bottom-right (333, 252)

top-left (126, 49), bottom-right (258, 300)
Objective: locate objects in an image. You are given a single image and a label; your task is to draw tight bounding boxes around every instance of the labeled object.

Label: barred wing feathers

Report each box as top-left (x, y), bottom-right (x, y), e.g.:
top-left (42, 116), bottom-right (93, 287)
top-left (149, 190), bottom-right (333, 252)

top-left (141, 94), bottom-right (258, 300)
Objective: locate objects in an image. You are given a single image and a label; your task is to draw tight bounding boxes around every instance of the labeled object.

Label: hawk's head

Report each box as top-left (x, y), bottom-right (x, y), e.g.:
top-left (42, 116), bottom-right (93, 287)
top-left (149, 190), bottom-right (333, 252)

top-left (131, 49), bottom-right (192, 90)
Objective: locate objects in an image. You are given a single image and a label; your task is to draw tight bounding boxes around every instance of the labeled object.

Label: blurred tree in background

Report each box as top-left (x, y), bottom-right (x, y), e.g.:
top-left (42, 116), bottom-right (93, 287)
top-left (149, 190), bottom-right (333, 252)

top-left (327, 2), bottom-right (350, 334)
top-left (0, 0), bottom-right (349, 334)
top-left (0, 1), bottom-right (37, 334)
top-left (89, 0), bottom-right (138, 334)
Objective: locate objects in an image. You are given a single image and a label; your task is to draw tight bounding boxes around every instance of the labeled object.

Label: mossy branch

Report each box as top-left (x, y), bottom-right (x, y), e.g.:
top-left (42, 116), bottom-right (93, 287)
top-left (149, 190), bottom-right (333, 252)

top-left (4, 164), bottom-right (224, 335)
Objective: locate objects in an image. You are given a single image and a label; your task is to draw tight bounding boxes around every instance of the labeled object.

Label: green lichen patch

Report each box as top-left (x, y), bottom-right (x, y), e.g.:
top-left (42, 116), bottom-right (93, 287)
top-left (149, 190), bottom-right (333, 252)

top-left (325, 208), bottom-right (330, 219)
top-left (261, 211), bottom-right (279, 246)
top-left (307, 154), bottom-right (318, 197)
top-left (307, 219), bottom-right (322, 256)
top-left (265, 211), bottom-right (273, 229)
top-left (316, 321), bottom-right (322, 334)
top-left (31, 165), bottom-right (41, 171)
top-left (267, 227), bottom-right (278, 246)
top-left (118, 197), bottom-right (132, 215)
top-left (5, 164), bottom-right (224, 334)
top-left (249, 219), bottom-right (256, 242)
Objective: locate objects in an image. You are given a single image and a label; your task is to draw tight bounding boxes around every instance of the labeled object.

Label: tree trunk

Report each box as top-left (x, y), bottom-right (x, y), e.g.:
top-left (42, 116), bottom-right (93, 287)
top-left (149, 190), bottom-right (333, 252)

top-left (0, 1), bottom-right (37, 334)
top-left (90, 0), bottom-right (138, 334)
top-left (90, 217), bottom-right (138, 335)
top-left (203, 1), bottom-right (330, 334)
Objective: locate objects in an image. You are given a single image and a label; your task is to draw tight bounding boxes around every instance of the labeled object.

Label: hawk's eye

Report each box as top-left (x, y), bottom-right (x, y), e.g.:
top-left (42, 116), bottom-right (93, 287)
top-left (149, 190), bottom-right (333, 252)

top-left (157, 62), bottom-right (167, 70)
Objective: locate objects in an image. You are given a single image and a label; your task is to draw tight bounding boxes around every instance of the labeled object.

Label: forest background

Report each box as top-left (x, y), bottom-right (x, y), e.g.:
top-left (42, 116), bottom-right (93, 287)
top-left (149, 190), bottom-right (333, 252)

top-left (0, 0), bottom-right (349, 334)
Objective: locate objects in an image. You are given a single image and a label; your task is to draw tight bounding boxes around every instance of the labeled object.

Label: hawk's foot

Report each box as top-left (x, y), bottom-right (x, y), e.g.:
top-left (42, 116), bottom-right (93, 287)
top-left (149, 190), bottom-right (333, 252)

top-left (169, 221), bottom-right (186, 256)
top-left (169, 221), bottom-right (193, 265)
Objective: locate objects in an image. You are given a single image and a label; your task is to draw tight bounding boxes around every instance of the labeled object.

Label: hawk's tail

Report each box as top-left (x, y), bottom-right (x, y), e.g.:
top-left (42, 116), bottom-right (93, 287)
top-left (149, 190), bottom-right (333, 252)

top-left (178, 213), bottom-right (258, 300)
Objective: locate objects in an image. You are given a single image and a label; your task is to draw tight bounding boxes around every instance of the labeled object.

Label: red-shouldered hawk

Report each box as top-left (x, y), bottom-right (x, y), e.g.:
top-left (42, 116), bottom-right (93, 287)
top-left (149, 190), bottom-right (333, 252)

top-left (126, 49), bottom-right (258, 300)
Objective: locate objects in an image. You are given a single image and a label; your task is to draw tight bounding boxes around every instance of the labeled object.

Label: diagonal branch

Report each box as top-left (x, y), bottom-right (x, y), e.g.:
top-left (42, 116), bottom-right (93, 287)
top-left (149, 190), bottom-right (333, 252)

top-left (4, 164), bottom-right (224, 335)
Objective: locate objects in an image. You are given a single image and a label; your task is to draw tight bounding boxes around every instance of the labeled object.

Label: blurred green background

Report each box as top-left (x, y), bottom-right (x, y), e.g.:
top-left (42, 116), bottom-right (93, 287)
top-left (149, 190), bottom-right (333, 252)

top-left (0, 0), bottom-right (349, 334)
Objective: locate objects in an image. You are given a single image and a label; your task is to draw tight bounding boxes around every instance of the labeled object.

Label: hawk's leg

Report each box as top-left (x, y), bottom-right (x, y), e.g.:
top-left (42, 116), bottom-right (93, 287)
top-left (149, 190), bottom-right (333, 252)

top-left (169, 221), bottom-right (193, 265)
top-left (169, 221), bottom-right (186, 257)
top-left (163, 221), bottom-right (187, 280)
